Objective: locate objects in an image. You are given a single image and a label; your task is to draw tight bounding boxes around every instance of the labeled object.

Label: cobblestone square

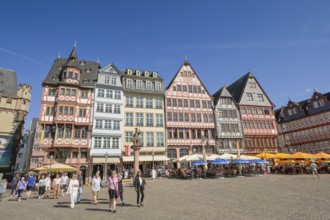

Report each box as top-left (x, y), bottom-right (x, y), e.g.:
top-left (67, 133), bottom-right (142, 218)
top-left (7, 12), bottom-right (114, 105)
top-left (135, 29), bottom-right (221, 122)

top-left (1, 175), bottom-right (329, 220)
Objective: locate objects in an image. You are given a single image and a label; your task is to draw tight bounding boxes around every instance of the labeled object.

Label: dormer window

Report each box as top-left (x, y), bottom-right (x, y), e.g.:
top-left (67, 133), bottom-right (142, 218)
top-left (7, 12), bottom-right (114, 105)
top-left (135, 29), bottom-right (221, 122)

top-left (127, 68), bottom-right (133, 75)
top-left (319, 99), bottom-right (325, 106)
top-left (313, 101), bottom-right (319, 108)
top-left (58, 64), bottom-right (63, 70)
top-left (292, 108), bottom-right (297, 114)
top-left (68, 72), bottom-right (73, 78)
top-left (86, 68), bottom-right (91, 73)
top-left (152, 71), bottom-right (157, 77)
top-left (288, 109), bottom-right (292, 116)
top-left (144, 71), bottom-right (150, 77)
top-left (70, 58), bottom-right (75, 63)
top-left (79, 60), bottom-right (86, 66)
top-left (63, 72), bottom-right (67, 79)
top-left (135, 70), bottom-right (141, 76)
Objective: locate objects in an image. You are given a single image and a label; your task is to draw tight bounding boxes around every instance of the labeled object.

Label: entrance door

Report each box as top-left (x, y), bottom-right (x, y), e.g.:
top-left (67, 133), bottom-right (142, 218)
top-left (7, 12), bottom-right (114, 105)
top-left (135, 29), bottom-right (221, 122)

top-left (79, 166), bottom-right (87, 185)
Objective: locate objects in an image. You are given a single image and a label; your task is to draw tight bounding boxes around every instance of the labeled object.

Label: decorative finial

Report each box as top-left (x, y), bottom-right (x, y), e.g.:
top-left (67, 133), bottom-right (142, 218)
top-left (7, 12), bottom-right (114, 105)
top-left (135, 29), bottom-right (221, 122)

top-left (58, 52), bottom-right (61, 58)
top-left (185, 55), bottom-right (188, 61)
top-left (74, 40), bottom-right (77, 48)
top-left (97, 57), bottom-right (99, 64)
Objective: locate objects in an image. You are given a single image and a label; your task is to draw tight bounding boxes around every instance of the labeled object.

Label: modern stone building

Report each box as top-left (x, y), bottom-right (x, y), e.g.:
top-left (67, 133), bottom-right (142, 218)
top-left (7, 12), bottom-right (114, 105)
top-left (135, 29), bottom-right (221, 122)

top-left (213, 86), bottom-right (244, 154)
top-left (121, 68), bottom-right (167, 172)
top-left (0, 68), bottom-right (32, 176)
top-left (90, 64), bottom-right (123, 178)
top-left (33, 47), bottom-right (99, 183)
top-left (276, 91), bottom-right (330, 153)
top-left (227, 72), bottom-right (278, 154)
top-left (165, 60), bottom-right (215, 168)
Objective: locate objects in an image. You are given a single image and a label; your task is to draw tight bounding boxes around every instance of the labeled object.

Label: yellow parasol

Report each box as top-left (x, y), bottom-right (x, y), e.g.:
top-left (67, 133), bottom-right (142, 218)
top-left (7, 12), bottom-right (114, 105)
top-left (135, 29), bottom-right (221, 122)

top-left (255, 152), bottom-right (275, 159)
top-left (273, 153), bottom-right (291, 159)
top-left (34, 163), bottom-right (78, 172)
top-left (313, 152), bottom-right (330, 159)
top-left (287, 152), bottom-right (315, 159)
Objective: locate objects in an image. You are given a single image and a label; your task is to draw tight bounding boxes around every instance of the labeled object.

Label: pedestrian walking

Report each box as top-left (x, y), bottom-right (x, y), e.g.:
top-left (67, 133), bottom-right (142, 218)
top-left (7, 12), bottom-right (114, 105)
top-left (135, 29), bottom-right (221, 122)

top-left (67, 174), bottom-right (79, 208)
top-left (135, 170), bottom-right (146, 207)
top-left (77, 171), bottom-right (83, 204)
top-left (107, 171), bottom-right (119, 213)
top-left (26, 173), bottom-right (35, 199)
top-left (16, 177), bottom-right (26, 202)
top-left (44, 174), bottom-right (51, 197)
top-left (60, 173), bottom-right (68, 196)
top-left (91, 171), bottom-right (101, 205)
top-left (52, 174), bottom-right (61, 199)
top-left (117, 173), bottom-right (124, 205)
top-left (310, 162), bottom-right (320, 179)
top-left (38, 175), bottom-right (46, 199)
top-left (10, 174), bottom-right (19, 197)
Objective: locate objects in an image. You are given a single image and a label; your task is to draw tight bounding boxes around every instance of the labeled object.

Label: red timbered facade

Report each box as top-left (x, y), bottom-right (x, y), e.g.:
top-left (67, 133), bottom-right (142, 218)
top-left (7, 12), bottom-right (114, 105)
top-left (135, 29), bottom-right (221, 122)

top-left (276, 91), bottom-right (330, 153)
top-left (31, 47), bottom-right (99, 182)
top-left (227, 72), bottom-right (278, 154)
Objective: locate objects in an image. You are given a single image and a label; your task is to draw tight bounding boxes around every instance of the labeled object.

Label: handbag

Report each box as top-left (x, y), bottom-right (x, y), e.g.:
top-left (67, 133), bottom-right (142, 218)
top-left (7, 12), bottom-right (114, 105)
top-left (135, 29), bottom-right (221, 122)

top-left (100, 180), bottom-right (106, 188)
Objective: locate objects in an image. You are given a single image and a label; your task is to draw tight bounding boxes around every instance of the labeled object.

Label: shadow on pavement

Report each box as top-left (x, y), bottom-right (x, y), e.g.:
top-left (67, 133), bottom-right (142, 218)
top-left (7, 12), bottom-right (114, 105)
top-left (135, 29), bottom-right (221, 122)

top-left (53, 205), bottom-right (70, 208)
top-left (57, 202), bottom-right (70, 205)
top-left (86, 208), bottom-right (109, 212)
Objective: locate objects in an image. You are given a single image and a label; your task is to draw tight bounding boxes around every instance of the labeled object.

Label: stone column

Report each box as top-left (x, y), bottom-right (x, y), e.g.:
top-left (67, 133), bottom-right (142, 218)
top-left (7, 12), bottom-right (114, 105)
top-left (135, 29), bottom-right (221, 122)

top-left (133, 145), bottom-right (141, 174)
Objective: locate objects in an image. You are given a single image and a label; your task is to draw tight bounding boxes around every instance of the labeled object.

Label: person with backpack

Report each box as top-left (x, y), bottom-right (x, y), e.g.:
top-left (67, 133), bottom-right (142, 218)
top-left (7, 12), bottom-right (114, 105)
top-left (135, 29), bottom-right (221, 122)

top-left (10, 174), bottom-right (19, 197)
top-left (16, 177), bottom-right (26, 202)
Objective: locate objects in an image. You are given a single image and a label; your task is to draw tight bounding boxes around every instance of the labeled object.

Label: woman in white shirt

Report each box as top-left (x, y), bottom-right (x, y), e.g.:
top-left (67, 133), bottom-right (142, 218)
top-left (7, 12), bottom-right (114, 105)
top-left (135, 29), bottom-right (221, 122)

top-left (92, 171), bottom-right (101, 205)
top-left (52, 174), bottom-right (61, 199)
top-left (67, 174), bottom-right (79, 208)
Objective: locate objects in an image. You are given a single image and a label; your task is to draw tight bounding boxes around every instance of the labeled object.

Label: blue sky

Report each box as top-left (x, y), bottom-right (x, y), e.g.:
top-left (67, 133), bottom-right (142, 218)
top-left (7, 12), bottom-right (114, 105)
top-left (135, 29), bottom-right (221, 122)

top-left (1, 0), bottom-right (330, 128)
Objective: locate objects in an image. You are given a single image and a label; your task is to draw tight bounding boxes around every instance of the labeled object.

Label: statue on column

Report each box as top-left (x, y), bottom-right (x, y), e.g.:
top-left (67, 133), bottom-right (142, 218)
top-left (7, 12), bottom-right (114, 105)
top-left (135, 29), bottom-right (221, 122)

top-left (133, 128), bottom-right (140, 146)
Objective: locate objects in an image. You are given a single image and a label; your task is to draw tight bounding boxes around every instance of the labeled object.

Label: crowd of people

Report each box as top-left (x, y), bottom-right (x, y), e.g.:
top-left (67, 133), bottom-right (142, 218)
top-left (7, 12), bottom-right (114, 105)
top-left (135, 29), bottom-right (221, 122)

top-left (7, 169), bottom-right (147, 212)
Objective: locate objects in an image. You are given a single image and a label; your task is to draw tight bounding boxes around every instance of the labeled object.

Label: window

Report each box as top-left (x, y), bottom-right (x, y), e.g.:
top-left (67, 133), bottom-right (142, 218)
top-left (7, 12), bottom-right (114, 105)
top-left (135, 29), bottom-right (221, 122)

top-left (139, 132), bottom-right (144, 146)
top-left (79, 108), bottom-right (86, 117)
top-left (197, 114), bottom-right (202, 122)
top-left (196, 100), bottom-right (200, 108)
top-left (136, 80), bottom-right (143, 89)
top-left (60, 88), bottom-right (65, 95)
top-left (72, 152), bottom-right (78, 158)
top-left (208, 101), bottom-right (212, 109)
top-left (111, 77), bottom-right (116, 85)
top-left (95, 120), bottom-right (103, 129)
top-left (182, 85), bottom-right (187, 92)
top-left (209, 114), bottom-right (214, 123)
top-left (114, 105), bottom-right (121, 114)
top-left (48, 88), bottom-right (57, 96)
top-left (184, 129), bottom-right (189, 139)
top-left (292, 108), bottom-right (297, 115)
top-left (177, 85), bottom-right (181, 91)
top-left (113, 121), bottom-right (120, 130)
top-left (167, 149), bottom-right (177, 158)
top-left (80, 90), bottom-right (88, 98)
top-left (57, 125), bottom-right (64, 138)
top-left (191, 114), bottom-right (196, 122)
top-left (188, 85), bottom-right (193, 93)
top-left (136, 113), bottom-right (144, 126)
top-left (179, 113), bottom-right (184, 122)
top-left (146, 81), bottom-right (152, 90)
top-left (197, 130), bottom-right (202, 139)
top-left (257, 108), bottom-right (263, 115)
top-left (203, 114), bottom-right (208, 123)
top-left (156, 114), bottom-right (163, 126)
top-left (155, 82), bottom-right (162, 91)
top-left (126, 96), bottom-right (133, 107)
top-left (179, 129), bottom-right (184, 139)
top-left (249, 82), bottom-right (256, 88)
top-left (126, 113), bottom-right (133, 126)
top-left (136, 97), bottom-right (143, 108)
top-left (156, 132), bottom-right (164, 147)
top-left (156, 98), bottom-right (162, 109)
top-left (112, 138), bottom-right (119, 149)
top-left (173, 113), bottom-right (178, 122)
top-left (191, 129), bottom-right (196, 139)
top-left (252, 108), bottom-right (257, 115)
top-left (126, 79), bottom-right (133, 89)
top-left (103, 137), bottom-right (111, 148)
top-left (178, 99), bottom-right (183, 107)
top-left (247, 93), bottom-right (253, 101)
top-left (114, 91), bottom-right (121, 99)
top-left (64, 106), bottom-right (68, 115)
top-left (184, 99), bottom-right (188, 107)
top-left (184, 113), bottom-right (189, 122)
top-left (146, 132), bottom-right (154, 147)
top-left (319, 99), bottom-right (325, 107)
top-left (125, 132), bottom-right (133, 143)
top-left (204, 130), bottom-right (209, 138)
top-left (167, 112), bottom-right (172, 121)
top-left (172, 99), bottom-right (177, 107)
top-left (313, 101), bottom-right (319, 108)
top-left (146, 113), bottom-right (154, 126)
top-left (193, 86), bottom-right (197, 93)
top-left (104, 120), bottom-right (111, 129)
top-left (65, 125), bottom-right (72, 138)
top-left (173, 86), bottom-right (176, 91)
top-left (167, 98), bottom-right (171, 107)
top-left (197, 86), bottom-right (201, 94)
top-left (105, 76), bottom-right (110, 84)
top-left (202, 100), bottom-right (207, 108)
top-left (97, 89), bottom-right (105, 98)
top-left (288, 109), bottom-right (292, 116)
top-left (190, 100), bottom-right (195, 108)
top-left (246, 107), bottom-right (252, 114)
top-left (146, 97), bottom-right (153, 108)
top-left (257, 94), bottom-right (264, 102)
top-left (106, 90), bottom-right (113, 98)
top-left (96, 103), bottom-right (103, 112)
top-left (66, 88), bottom-right (70, 96)
top-left (94, 137), bottom-right (102, 148)
top-left (168, 129), bottom-right (173, 139)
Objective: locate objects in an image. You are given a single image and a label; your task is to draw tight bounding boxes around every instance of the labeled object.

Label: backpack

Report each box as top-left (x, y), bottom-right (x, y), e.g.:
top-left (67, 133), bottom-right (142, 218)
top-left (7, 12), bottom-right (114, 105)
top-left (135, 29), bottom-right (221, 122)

top-left (100, 180), bottom-right (106, 188)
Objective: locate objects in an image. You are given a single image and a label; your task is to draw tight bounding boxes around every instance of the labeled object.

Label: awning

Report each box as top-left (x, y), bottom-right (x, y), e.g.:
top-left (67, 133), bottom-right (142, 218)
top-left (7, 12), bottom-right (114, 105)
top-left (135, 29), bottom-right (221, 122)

top-left (93, 157), bottom-right (120, 163)
top-left (122, 155), bottom-right (169, 162)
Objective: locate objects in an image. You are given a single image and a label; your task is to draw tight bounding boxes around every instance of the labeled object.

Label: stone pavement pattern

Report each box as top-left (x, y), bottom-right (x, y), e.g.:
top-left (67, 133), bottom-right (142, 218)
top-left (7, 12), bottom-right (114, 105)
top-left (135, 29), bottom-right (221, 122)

top-left (1, 175), bottom-right (330, 220)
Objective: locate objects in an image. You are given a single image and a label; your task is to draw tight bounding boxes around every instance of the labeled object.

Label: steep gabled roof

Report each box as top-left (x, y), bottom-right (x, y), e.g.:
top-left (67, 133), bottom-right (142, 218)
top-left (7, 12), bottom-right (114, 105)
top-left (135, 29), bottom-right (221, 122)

top-left (165, 60), bottom-right (213, 98)
top-left (99, 63), bottom-right (121, 74)
top-left (226, 72), bottom-right (252, 103)
top-left (212, 86), bottom-right (233, 106)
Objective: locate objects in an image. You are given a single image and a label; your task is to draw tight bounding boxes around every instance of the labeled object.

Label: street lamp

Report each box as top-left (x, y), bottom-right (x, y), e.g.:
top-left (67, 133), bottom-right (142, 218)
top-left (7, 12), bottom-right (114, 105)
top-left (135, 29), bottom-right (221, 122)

top-left (104, 152), bottom-right (108, 180)
top-left (49, 155), bottom-right (54, 177)
top-left (152, 150), bottom-right (155, 169)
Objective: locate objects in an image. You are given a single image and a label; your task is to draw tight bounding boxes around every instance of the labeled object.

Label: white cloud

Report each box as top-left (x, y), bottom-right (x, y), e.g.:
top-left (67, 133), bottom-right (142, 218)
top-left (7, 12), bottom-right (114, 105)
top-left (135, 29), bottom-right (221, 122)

top-left (0, 48), bottom-right (44, 66)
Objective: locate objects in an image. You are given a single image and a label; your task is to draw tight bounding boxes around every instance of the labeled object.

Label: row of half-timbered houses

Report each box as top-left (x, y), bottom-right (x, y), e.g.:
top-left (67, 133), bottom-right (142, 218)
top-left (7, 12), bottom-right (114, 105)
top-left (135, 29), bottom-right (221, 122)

top-left (31, 46), bottom-right (279, 180)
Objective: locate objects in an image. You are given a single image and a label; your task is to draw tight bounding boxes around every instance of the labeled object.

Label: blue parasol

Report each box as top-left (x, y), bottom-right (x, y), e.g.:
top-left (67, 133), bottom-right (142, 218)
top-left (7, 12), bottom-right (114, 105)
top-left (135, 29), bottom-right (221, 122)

top-left (231, 159), bottom-right (252, 164)
top-left (209, 158), bottom-right (229, 165)
top-left (251, 159), bottom-right (269, 164)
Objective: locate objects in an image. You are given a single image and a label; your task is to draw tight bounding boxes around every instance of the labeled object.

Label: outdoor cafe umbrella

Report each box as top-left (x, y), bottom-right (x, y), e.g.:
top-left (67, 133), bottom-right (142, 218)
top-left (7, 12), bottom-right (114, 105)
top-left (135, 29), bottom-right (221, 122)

top-left (219, 153), bottom-right (237, 160)
top-left (209, 158), bottom-right (229, 165)
top-left (273, 153), bottom-right (291, 159)
top-left (231, 159), bottom-right (252, 164)
top-left (255, 152), bottom-right (275, 159)
top-left (34, 163), bottom-right (78, 172)
top-left (313, 152), bottom-right (330, 159)
top-left (287, 152), bottom-right (315, 159)
top-left (192, 160), bottom-right (207, 166)
top-left (250, 159), bottom-right (269, 164)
